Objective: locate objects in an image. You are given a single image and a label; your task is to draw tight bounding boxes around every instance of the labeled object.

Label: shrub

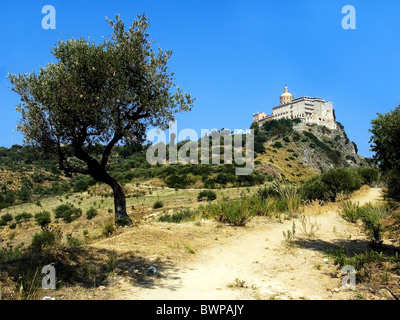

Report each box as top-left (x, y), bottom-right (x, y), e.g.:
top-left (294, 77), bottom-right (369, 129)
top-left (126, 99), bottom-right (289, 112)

top-left (300, 168), bottom-right (364, 202)
top-left (34, 211), bottom-right (51, 227)
top-left (102, 222), bottom-right (116, 237)
top-left (198, 190), bottom-right (217, 202)
top-left (0, 244), bottom-right (23, 262)
top-left (31, 225), bottom-right (62, 250)
top-left (360, 204), bottom-right (388, 249)
top-left (53, 204), bottom-right (82, 223)
top-left (66, 234), bottom-right (83, 247)
top-left (85, 207), bottom-right (98, 220)
top-left (0, 213), bottom-right (13, 225)
top-left (356, 167), bottom-right (379, 185)
top-left (272, 141), bottom-right (283, 149)
top-left (158, 209), bottom-right (196, 223)
top-left (340, 201), bottom-right (363, 223)
top-left (210, 199), bottom-right (254, 226)
top-left (15, 212), bottom-right (33, 223)
top-left (256, 185), bottom-right (279, 200)
top-left (73, 179), bottom-right (89, 193)
top-left (153, 200), bottom-right (164, 209)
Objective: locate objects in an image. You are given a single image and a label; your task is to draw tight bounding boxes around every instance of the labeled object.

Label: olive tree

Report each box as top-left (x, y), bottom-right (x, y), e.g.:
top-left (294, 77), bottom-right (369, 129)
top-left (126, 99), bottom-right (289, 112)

top-left (8, 14), bottom-right (194, 224)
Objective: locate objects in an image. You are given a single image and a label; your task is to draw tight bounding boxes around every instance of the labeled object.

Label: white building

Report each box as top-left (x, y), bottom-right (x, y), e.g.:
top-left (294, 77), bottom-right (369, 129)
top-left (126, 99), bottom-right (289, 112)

top-left (254, 86), bottom-right (337, 130)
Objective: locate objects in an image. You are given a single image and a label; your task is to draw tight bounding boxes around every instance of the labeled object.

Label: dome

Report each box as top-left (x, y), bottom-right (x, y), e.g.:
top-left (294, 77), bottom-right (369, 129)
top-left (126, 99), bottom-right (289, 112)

top-left (280, 86), bottom-right (293, 98)
top-left (280, 86), bottom-right (293, 104)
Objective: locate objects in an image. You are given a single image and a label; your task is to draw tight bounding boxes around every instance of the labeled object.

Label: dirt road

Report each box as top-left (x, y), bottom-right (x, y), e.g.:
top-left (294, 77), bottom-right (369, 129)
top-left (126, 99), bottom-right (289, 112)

top-left (110, 187), bottom-right (382, 300)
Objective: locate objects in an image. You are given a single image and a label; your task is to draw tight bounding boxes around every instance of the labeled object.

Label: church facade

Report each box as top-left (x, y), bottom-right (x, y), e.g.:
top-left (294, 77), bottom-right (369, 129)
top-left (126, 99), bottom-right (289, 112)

top-left (253, 86), bottom-right (337, 130)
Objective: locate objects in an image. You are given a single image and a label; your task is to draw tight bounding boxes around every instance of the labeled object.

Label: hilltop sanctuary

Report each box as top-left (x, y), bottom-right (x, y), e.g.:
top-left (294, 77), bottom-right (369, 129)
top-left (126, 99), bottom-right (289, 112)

top-left (253, 86), bottom-right (337, 130)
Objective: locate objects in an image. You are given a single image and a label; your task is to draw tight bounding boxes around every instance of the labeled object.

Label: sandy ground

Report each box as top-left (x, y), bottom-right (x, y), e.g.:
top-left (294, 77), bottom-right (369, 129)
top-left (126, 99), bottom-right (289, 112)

top-left (92, 187), bottom-right (382, 300)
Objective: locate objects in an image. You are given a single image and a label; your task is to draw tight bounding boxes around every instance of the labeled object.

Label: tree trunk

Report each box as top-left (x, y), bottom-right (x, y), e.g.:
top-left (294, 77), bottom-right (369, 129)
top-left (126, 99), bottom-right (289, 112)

top-left (93, 169), bottom-right (131, 225)
top-left (111, 179), bottom-right (131, 225)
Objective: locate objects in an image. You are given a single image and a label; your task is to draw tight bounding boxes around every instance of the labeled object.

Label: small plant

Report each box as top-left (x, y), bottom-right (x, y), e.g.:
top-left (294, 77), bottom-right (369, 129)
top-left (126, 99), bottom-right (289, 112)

top-left (227, 278), bottom-right (247, 288)
top-left (34, 211), bottom-right (52, 227)
top-left (102, 221), bottom-right (116, 237)
top-left (360, 204), bottom-right (388, 249)
top-left (340, 201), bottom-right (362, 223)
top-left (53, 203), bottom-right (82, 223)
top-left (299, 215), bottom-right (320, 238)
top-left (66, 234), bottom-right (83, 247)
top-left (14, 212), bottom-right (33, 223)
top-left (185, 244), bottom-right (196, 254)
top-left (282, 221), bottom-right (297, 246)
top-left (1, 213), bottom-right (13, 225)
top-left (31, 225), bottom-right (63, 251)
top-left (197, 190), bottom-right (217, 202)
top-left (85, 207), bottom-right (98, 220)
top-left (153, 200), bottom-right (164, 209)
top-left (158, 208), bottom-right (196, 223)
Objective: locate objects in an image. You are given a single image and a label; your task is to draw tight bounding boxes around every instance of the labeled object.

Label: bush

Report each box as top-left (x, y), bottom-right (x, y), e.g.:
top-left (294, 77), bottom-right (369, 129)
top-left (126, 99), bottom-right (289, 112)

top-left (158, 209), bottom-right (196, 223)
top-left (66, 234), bottom-right (83, 247)
top-left (340, 201), bottom-right (362, 223)
top-left (153, 200), bottom-right (164, 209)
top-left (53, 204), bottom-right (82, 223)
top-left (300, 168), bottom-right (365, 202)
top-left (31, 225), bottom-right (62, 250)
top-left (34, 211), bottom-right (51, 227)
top-left (85, 207), bottom-right (98, 220)
top-left (356, 167), bottom-right (379, 185)
top-left (15, 212), bottom-right (33, 223)
top-left (102, 222), bottom-right (116, 237)
top-left (0, 213), bottom-right (13, 225)
top-left (256, 185), bottom-right (279, 200)
top-left (198, 190), bottom-right (217, 202)
top-left (360, 204), bottom-right (388, 249)
top-left (203, 199), bottom-right (254, 226)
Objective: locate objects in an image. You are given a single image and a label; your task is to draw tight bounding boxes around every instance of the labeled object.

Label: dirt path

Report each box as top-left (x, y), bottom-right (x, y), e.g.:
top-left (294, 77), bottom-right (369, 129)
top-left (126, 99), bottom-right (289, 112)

top-left (111, 187), bottom-right (382, 300)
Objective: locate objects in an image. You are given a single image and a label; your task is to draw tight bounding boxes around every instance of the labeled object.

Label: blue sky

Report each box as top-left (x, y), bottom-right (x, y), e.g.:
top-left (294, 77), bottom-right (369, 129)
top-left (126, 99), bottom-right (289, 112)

top-left (1, 0), bottom-right (399, 157)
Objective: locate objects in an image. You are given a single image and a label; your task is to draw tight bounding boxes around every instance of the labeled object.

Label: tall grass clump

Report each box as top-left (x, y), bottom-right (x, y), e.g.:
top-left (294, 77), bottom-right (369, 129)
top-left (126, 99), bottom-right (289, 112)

top-left (359, 203), bottom-right (388, 249)
top-left (158, 208), bottom-right (197, 223)
top-left (340, 201), bottom-right (363, 223)
top-left (201, 198), bottom-right (254, 226)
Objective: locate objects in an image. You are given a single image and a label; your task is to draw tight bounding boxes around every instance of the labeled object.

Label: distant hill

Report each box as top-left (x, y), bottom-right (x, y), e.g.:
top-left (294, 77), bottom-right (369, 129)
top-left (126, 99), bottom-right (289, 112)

top-left (252, 118), bottom-right (371, 183)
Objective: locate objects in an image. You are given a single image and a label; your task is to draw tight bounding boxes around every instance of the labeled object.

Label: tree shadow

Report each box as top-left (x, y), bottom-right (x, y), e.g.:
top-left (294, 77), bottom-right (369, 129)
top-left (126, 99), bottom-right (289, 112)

top-left (296, 236), bottom-right (400, 257)
top-left (0, 245), bottom-right (182, 293)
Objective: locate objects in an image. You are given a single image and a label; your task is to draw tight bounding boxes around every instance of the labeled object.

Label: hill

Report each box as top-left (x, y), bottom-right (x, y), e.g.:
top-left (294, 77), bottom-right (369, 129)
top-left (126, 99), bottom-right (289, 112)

top-left (252, 119), bottom-right (371, 183)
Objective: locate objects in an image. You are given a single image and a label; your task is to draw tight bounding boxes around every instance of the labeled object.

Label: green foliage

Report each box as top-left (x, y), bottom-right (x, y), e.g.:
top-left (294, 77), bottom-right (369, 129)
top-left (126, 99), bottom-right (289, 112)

top-left (53, 204), bottom-right (82, 223)
top-left (272, 141), bottom-right (283, 149)
top-left (0, 244), bottom-right (24, 262)
top-left (102, 222), bottom-right (116, 237)
top-left (340, 201), bottom-right (363, 223)
top-left (201, 199), bottom-right (254, 226)
top-left (356, 167), bottom-right (379, 185)
top-left (85, 207), bottom-right (98, 220)
top-left (197, 190), bottom-right (217, 202)
top-left (300, 167), bottom-right (365, 202)
top-left (360, 204), bottom-right (388, 249)
top-left (152, 200), bottom-right (164, 209)
top-left (31, 225), bottom-right (62, 250)
top-left (370, 105), bottom-right (400, 201)
top-left (73, 179), bottom-right (89, 193)
top-left (158, 208), bottom-right (196, 223)
top-left (66, 234), bottom-right (83, 247)
top-left (34, 211), bottom-right (52, 227)
top-left (0, 213), bottom-right (13, 225)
